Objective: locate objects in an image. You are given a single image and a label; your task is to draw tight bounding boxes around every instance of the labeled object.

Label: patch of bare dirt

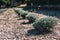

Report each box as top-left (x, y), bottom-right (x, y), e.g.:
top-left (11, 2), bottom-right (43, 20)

top-left (0, 8), bottom-right (60, 40)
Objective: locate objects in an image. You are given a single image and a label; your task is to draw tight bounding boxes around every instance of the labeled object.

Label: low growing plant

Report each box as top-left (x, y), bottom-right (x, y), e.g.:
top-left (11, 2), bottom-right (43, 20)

top-left (33, 17), bottom-right (57, 31)
top-left (15, 9), bottom-right (28, 19)
top-left (20, 11), bottom-right (28, 19)
top-left (26, 13), bottom-right (38, 23)
top-left (0, 9), bottom-right (6, 13)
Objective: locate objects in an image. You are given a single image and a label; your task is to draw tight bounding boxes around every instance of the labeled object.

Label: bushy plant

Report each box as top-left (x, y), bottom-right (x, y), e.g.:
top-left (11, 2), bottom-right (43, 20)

top-left (0, 9), bottom-right (6, 13)
top-left (0, 9), bottom-right (4, 13)
top-left (15, 9), bottom-right (22, 15)
top-left (20, 11), bottom-right (28, 19)
top-left (15, 9), bottom-right (28, 19)
top-left (26, 13), bottom-right (38, 23)
top-left (33, 17), bottom-right (57, 31)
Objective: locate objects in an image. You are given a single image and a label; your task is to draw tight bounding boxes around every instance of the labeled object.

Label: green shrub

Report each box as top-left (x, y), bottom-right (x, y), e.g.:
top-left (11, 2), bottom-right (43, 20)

top-left (20, 11), bottom-right (28, 19)
top-left (15, 9), bottom-right (28, 19)
top-left (33, 17), bottom-right (57, 31)
top-left (0, 9), bottom-right (4, 13)
top-left (15, 9), bottom-right (22, 15)
top-left (26, 13), bottom-right (38, 23)
top-left (0, 9), bottom-right (6, 13)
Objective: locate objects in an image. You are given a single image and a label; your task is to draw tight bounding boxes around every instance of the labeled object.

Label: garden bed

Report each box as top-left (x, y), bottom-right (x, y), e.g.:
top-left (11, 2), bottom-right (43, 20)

top-left (0, 8), bottom-right (60, 40)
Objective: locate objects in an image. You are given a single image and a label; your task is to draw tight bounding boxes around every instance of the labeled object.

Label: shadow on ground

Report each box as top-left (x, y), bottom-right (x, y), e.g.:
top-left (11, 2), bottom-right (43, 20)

top-left (21, 22), bottom-right (32, 24)
top-left (23, 7), bottom-right (60, 19)
top-left (35, 9), bottom-right (60, 19)
top-left (27, 29), bottom-right (52, 36)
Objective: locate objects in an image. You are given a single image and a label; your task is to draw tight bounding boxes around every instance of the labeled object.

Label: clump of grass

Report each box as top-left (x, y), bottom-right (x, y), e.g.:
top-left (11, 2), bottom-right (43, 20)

top-left (26, 13), bottom-right (38, 23)
top-left (15, 9), bottom-right (28, 19)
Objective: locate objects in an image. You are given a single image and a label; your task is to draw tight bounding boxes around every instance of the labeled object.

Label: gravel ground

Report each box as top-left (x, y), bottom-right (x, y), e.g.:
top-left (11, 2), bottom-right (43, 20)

top-left (0, 8), bottom-right (60, 40)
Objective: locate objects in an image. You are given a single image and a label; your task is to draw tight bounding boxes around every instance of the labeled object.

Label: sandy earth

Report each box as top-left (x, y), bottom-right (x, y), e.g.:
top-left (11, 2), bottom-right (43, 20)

top-left (0, 9), bottom-right (60, 40)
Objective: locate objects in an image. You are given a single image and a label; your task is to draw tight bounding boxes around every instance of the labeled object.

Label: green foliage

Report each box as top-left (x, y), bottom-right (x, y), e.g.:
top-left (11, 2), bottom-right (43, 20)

top-left (20, 11), bottom-right (28, 19)
top-left (15, 10), bottom-right (21, 15)
top-left (15, 9), bottom-right (28, 19)
top-left (0, 9), bottom-right (4, 13)
top-left (2, 0), bottom-right (10, 4)
top-left (26, 13), bottom-right (38, 23)
top-left (33, 17), bottom-right (57, 31)
top-left (0, 9), bottom-right (6, 13)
